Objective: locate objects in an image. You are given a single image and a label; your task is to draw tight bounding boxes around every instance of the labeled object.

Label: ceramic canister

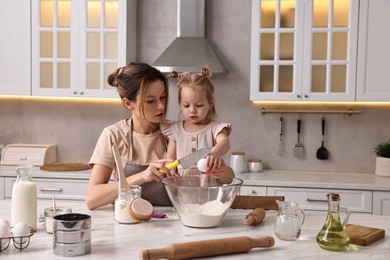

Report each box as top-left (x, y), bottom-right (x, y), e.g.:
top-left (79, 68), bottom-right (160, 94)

top-left (53, 213), bottom-right (91, 257)
top-left (230, 152), bottom-right (247, 173)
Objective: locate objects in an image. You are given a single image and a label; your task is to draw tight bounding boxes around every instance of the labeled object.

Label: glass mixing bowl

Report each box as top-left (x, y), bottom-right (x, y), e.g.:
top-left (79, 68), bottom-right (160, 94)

top-left (162, 174), bottom-right (243, 228)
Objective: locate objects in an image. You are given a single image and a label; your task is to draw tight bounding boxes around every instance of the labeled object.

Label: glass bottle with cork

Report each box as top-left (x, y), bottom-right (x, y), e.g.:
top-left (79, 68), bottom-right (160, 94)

top-left (316, 192), bottom-right (350, 251)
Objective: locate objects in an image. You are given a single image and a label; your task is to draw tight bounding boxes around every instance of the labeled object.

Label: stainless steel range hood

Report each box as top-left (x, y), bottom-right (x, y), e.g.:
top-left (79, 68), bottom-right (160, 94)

top-left (152, 0), bottom-right (226, 74)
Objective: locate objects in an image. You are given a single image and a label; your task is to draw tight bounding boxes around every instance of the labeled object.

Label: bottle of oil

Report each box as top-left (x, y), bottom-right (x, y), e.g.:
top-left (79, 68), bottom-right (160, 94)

top-left (316, 193), bottom-right (350, 251)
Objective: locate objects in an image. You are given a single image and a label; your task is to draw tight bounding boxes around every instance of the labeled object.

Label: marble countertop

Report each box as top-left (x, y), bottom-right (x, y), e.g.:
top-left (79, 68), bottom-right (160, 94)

top-left (0, 165), bottom-right (91, 180)
top-left (2, 165), bottom-right (390, 191)
top-left (238, 170), bottom-right (390, 191)
top-left (0, 200), bottom-right (389, 259)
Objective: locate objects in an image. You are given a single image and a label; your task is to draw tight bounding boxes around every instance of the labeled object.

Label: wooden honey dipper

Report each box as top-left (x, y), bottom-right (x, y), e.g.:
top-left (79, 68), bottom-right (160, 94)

top-left (139, 236), bottom-right (275, 260)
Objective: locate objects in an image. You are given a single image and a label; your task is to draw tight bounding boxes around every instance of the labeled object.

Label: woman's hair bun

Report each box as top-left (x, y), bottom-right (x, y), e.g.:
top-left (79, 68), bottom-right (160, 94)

top-left (107, 73), bottom-right (118, 87)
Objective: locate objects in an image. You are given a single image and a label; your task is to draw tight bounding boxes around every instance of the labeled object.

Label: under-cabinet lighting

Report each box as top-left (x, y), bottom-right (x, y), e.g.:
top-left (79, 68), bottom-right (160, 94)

top-left (252, 101), bottom-right (390, 107)
top-left (0, 95), bottom-right (120, 104)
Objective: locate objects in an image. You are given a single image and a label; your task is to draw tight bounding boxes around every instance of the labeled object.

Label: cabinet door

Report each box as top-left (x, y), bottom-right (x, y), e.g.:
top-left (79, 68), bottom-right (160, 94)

top-left (240, 185), bottom-right (267, 196)
top-left (356, 0), bottom-right (390, 101)
top-left (5, 177), bottom-right (88, 201)
top-left (267, 187), bottom-right (372, 213)
top-left (31, 0), bottom-right (136, 98)
top-left (373, 191), bottom-right (390, 215)
top-left (0, 0), bottom-right (31, 95)
top-left (250, 0), bottom-right (358, 102)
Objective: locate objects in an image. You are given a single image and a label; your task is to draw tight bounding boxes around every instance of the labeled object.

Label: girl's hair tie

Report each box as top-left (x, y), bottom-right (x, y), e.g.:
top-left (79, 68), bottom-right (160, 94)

top-left (200, 67), bottom-right (213, 78)
top-left (177, 73), bottom-right (187, 86)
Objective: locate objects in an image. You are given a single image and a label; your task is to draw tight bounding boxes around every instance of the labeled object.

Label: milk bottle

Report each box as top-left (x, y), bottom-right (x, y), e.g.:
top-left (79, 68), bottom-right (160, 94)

top-left (11, 165), bottom-right (37, 231)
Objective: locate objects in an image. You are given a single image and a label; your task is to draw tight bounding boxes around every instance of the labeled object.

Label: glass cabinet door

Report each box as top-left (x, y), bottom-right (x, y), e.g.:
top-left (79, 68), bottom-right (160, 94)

top-left (250, 0), bottom-right (358, 101)
top-left (31, 0), bottom-right (135, 98)
top-left (301, 0), bottom-right (358, 101)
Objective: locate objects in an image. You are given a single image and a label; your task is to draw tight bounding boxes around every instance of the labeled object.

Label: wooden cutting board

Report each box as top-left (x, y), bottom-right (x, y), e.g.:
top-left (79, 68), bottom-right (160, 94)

top-left (345, 224), bottom-right (385, 246)
top-left (40, 163), bottom-right (91, 171)
top-left (230, 195), bottom-right (285, 210)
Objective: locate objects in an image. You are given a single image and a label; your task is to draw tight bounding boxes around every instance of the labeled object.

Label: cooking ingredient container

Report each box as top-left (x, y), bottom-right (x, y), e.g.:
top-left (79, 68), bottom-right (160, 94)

top-left (316, 193), bottom-right (350, 251)
top-left (274, 200), bottom-right (305, 241)
top-left (53, 213), bottom-right (91, 257)
top-left (11, 165), bottom-right (37, 231)
top-left (230, 152), bottom-right (247, 173)
top-left (115, 185), bottom-right (148, 224)
top-left (44, 206), bottom-right (72, 233)
top-left (162, 174), bottom-right (242, 228)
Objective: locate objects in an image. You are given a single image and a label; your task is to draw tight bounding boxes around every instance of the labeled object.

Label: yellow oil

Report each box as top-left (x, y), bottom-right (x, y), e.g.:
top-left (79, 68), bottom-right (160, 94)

top-left (316, 212), bottom-right (350, 251)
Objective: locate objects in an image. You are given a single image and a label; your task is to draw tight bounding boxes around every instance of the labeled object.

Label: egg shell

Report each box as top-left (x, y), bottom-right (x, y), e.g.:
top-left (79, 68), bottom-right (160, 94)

top-left (0, 219), bottom-right (11, 247)
top-left (197, 158), bottom-right (207, 172)
top-left (12, 222), bottom-right (30, 243)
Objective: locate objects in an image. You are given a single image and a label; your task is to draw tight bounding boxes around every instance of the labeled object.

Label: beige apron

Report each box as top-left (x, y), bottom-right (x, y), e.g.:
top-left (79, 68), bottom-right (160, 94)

top-left (123, 120), bottom-right (171, 206)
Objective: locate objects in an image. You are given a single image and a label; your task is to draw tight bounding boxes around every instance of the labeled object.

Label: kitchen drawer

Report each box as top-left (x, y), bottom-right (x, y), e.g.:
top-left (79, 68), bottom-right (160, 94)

top-left (240, 185), bottom-right (267, 196)
top-left (267, 187), bottom-right (372, 213)
top-left (5, 177), bottom-right (88, 201)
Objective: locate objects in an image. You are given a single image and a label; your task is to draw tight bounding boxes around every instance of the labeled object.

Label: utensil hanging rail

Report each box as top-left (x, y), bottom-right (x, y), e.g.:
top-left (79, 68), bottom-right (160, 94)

top-left (261, 108), bottom-right (362, 116)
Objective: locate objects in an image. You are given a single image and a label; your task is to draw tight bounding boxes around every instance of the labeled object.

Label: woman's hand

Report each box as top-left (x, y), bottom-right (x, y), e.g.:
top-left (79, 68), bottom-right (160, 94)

top-left (141, 159), bottom-right (175, 182)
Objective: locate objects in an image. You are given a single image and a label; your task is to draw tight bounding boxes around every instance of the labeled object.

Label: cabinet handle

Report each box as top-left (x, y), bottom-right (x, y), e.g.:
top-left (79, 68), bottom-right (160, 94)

top-left (296, 94), bottom-right (301, 98)
top-left (304, 94), bottom-right (309, 98)
top-left (249, 190), bottom-right (257, 195)
top-left (79, 91), bottom-right (84, 95)
top-left (306, 198), bottom-right (327, 202)
top-left (40, 188), bottom-right (63, 192)
top-left (73, 91), bottom-right (77, 95)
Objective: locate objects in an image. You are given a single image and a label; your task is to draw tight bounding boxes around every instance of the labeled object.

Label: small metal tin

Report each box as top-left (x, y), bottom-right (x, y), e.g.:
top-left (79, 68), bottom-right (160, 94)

top-left (53, 213), bottom-right (91, 257)
top-left (44, 206), bottom-right (72, 234)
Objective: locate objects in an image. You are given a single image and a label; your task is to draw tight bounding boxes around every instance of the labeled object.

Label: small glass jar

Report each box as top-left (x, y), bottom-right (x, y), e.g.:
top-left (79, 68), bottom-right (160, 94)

top-left (115, 185), bottom-right (142, 224)
top-left (44, 206), bottom-right (72, 233)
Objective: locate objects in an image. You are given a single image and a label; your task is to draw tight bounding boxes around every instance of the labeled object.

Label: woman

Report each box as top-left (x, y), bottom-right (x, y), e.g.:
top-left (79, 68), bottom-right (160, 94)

top-left (86, 62), bottom-right (234, 210)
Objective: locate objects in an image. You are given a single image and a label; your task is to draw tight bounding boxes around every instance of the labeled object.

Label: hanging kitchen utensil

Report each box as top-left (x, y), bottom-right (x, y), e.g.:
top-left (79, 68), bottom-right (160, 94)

top-left (316, 117), bottom-right (330, 160)
top-left (277, 116), bottom-right (284, 156)
top-left (293, 118), bottom-right (304, 158)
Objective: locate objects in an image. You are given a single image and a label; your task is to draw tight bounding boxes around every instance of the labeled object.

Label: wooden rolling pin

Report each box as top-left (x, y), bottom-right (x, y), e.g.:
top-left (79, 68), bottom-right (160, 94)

top-left (139, 236), bottom-right (275, 260)
top-left (244, 208), bottom-right (266, 226)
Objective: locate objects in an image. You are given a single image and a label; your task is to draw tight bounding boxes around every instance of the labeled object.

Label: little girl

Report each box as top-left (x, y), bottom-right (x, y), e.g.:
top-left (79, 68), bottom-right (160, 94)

top-left (161, 68), bottom-right (232, 175)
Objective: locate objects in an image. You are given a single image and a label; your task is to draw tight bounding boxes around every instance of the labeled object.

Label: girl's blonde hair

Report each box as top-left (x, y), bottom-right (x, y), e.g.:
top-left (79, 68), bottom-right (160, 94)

top-left (168, 68), bottom-right (217, 123)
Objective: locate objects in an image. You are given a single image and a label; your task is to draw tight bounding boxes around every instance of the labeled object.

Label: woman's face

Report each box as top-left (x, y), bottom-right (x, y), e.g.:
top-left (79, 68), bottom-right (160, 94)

top-left (134, 80), bottom-right (167, 124)
top-left (180, 86), bottom-right (211, 125)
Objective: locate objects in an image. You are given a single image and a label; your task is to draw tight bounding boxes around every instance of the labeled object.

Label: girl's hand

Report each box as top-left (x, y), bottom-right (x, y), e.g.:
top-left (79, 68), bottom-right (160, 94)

top-left (206, 158), bottom-right (227, 178)
top-left (206, 154), bottom-right (222, 172)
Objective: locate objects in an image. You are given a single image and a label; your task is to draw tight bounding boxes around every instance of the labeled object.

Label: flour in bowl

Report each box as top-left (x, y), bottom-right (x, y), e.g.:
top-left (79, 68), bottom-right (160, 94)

top-left (177, 200), bottom-right (229, 228)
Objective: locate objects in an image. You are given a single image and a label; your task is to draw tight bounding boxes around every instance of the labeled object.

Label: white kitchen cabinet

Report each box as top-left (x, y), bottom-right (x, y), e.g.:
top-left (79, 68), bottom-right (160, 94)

top-left (356, 0), bottom-right (390, 101)
top-left (0, 0), bottom-right (31, 96)
top-left (250, 0), bottom-right (359, 102)
top-left (267, 186), bottom-right (372, 213)
top-left (0, 177), bottom-right (4, 200)
top-left (239, 185), bottom-right (267, 196)
top-left (31, 0), bottom-right (136, 98)
top-left (373, 191), bottom-right (390, 215)
top-left (4, 177), bottom-right (88, 201)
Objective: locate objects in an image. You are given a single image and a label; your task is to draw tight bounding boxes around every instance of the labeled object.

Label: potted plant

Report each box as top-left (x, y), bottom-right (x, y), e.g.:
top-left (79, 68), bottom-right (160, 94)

top-left (374, 139), bottom-right (390, 177)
